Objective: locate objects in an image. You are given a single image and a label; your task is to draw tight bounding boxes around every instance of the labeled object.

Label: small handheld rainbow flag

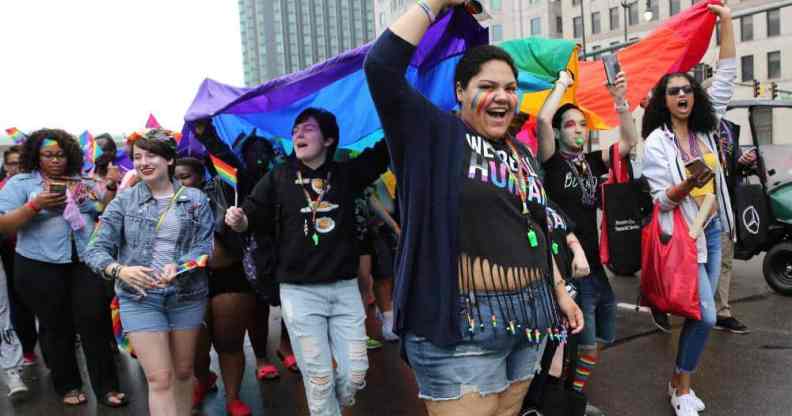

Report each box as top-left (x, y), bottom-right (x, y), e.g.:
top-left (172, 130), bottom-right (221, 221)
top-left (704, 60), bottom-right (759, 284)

top-left (173, 254), bottom-right (209, 276)
top-left (209, 154), bottom-right (239, 205)
top-left (80, 131), bottom-right (103, 164)
top-left (5, 127), bottom-right (26, 144)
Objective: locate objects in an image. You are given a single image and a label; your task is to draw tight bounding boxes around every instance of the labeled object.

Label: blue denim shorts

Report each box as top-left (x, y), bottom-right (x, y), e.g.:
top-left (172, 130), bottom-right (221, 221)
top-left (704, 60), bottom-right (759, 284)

top-left (118, 285), bottom-right (207, 333)
top-left (403, 290), bottom-right (548, 401)
top-left (576, 268), bottom-right (616, 346)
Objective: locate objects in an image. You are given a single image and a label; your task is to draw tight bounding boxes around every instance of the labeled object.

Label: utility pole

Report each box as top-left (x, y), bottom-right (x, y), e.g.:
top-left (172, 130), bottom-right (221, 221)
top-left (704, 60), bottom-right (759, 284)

top-left (621, 1), bottom-right (629, 43)
top-left (579, 0), bottom-right (587, 59)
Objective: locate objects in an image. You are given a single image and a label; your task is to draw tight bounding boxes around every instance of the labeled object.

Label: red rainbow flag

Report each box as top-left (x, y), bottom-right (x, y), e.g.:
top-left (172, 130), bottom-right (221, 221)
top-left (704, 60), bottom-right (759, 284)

top-left (210, 154), bottom-right (237, 188)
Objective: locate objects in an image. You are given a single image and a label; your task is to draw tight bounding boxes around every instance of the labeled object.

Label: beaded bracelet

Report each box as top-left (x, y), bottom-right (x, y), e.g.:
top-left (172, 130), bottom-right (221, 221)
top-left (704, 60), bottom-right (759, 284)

top-left (417, 0), bottom-right (436, 24)
top-left (25, 200), bottom-right (41, 213)
top-left (614, 99), bottom-right (630, 113)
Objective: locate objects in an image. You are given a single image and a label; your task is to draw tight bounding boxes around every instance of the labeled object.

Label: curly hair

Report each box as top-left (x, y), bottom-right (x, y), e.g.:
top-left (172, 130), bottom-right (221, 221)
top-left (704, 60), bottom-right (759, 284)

top-left (19, 129), bottom-right (83, 176)
top-left (641, 72), bottom-right (717, 139)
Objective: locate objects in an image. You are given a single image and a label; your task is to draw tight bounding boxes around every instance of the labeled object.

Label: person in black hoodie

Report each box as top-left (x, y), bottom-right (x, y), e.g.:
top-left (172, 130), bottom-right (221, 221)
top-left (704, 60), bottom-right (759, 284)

top-left (226, 107), bottom-right (390, 415)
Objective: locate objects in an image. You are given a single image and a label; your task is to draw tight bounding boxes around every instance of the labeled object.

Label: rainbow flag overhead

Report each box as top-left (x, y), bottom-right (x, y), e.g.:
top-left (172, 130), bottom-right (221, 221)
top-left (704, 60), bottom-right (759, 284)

top-left (5, 127), bottom-right (26, 144)
top-left (181, 7), bottom-right (488, 156)
top-left (210, 154), bottom-right (238, 188)
top-left (175, 254), bottom-right (209, 275)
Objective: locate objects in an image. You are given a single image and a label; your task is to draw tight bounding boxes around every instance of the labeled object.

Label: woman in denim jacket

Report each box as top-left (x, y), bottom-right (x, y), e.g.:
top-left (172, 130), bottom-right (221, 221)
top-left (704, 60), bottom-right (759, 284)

top-left (0, 129), bottom-right (125, 407)
top-left (85, 130), bottom-right (213, 416)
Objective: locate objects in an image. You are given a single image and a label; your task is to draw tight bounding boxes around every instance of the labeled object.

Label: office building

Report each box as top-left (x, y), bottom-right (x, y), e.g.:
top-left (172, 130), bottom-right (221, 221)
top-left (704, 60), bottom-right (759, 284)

top-left (239, 0), bottom-right (376, 86)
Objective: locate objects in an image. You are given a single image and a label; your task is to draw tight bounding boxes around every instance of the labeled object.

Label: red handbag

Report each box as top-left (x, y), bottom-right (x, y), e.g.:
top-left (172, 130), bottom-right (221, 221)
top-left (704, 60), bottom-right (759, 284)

top-left (640, 205), bottom-right (701, 320)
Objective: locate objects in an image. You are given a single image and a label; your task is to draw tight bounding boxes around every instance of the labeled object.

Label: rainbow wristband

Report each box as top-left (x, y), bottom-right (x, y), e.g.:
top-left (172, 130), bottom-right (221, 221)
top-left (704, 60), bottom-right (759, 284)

top-left (417, 0), bottom-right (436, 24)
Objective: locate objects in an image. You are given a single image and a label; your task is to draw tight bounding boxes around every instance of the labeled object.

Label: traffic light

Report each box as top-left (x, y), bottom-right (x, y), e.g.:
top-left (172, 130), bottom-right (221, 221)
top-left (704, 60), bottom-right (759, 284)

top-left (753, 79), bottom-right (761, 97)
top-left (770, 82), bottom-right (778, 99)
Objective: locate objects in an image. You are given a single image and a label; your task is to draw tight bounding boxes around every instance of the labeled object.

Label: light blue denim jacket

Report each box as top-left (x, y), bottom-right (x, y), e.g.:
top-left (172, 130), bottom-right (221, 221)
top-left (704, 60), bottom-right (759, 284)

top-left (84, 181), bottom-right (214, 301)
top-left (0, 171), bottom-right (103, 264)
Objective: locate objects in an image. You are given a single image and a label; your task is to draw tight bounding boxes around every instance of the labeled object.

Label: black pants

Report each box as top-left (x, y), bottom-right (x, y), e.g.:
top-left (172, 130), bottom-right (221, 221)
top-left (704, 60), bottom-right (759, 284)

top-left (14, 254), bottom-right (119, 397)
top-left (0, 245), bottom-right (37, 354)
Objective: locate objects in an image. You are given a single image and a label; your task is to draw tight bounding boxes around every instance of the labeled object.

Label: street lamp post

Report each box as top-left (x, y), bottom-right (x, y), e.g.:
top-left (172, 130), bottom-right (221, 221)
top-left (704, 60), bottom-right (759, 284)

top-left (621, 1), bottom-right (628, 43)
top-left (579, 0), bottom-right (587, 59)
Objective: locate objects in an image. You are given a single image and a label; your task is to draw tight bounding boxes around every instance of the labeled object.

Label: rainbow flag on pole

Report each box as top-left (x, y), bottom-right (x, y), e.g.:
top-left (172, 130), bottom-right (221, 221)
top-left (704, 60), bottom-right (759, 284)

top-left (5, 128), bottom-right (26, 144)
top-left (175, 254), bottom-right (209, 275)
top-left (209, 154), bottom-right (237, 188)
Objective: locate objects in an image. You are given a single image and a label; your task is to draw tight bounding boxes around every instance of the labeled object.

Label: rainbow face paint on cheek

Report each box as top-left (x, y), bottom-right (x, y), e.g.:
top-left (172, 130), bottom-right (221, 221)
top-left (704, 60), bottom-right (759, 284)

top-left (477, 91), bottom-right (494, 114)
top-left (470, 90), bottom-right (483, 112)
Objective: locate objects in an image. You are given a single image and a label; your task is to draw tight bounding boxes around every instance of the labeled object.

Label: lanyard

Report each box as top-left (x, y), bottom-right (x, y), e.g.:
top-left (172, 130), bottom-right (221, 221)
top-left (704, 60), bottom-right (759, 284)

top-left (155, 187), bottom-right (185, 232)
top-left (296, 170), bottom-right (332, 245)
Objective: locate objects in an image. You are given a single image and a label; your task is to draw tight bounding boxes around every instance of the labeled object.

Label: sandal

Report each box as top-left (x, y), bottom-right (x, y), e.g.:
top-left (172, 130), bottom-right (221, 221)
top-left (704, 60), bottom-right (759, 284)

top-left (99, 391), bottom-right (129, 408)
top-left (62, 389), bottom-right (87, 406)
top-left (256, 364), bottom-right (280, 380)
top-left (277, 351), bottom-right (300, 373)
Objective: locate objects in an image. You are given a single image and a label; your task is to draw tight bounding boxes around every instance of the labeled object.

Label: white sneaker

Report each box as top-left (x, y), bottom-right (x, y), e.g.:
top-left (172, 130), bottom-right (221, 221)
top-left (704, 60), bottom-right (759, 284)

top-left (668, 382), bottom-right (706, 411)
top-left (671, 391), bottom-right (700, 416)
top-left (382, 326), bottom-right (400, 342)
top-left (5, 368), bottom-right (29, 401)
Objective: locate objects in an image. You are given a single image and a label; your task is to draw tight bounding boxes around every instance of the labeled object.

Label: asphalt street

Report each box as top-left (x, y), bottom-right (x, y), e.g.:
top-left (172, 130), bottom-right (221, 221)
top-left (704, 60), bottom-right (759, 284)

top-left (2, 254), bottom-right (790, 415)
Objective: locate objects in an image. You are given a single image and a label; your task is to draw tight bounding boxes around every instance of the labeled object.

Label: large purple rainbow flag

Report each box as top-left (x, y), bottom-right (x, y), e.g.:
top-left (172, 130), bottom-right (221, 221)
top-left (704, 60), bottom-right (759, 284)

top-left (181, 8), bottom-right (487, 156)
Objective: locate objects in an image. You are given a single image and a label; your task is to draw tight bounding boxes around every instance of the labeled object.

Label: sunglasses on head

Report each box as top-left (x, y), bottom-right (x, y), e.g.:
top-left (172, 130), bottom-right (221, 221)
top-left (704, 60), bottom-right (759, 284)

top-left (666, 85), bottom-right (694, 96)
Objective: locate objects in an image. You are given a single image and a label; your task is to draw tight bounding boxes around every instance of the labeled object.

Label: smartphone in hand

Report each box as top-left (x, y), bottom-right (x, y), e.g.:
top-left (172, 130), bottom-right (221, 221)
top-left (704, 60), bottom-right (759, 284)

top-left (602, 54), bottom-right (621, 86)
top-left (48, 183), bottom-right (67, 195)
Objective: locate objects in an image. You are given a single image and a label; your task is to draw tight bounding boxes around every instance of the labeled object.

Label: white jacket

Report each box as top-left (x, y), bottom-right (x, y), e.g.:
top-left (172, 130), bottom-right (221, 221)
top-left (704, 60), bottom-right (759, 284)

top-left (642, 58), bottom-right (737, 263)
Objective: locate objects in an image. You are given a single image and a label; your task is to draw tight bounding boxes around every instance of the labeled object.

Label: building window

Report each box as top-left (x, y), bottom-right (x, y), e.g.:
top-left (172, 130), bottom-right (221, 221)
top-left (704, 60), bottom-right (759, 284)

top-left (490, 0), bottom-right (502, 12)
top-left (741, 15), bottom-right (753, 41)
top-left (741, 55), bottom-right (754, 82)
top-left (609, 7), bottom-right (619, 31)
top-left (647, 0), bottom-right (658, 21)
top-left (491, 24), bottom-right (503, 42)
top-left (573, 16), bottom-right (582, 38)
top-left (768, 51), bottom-right (781, 79)
top-left (379, 12), bottom-right (385, 27)
top-left (556, 16), bottom-right (563, 34)
top-left (767, 9), bottom-right (780, 37)
top-left (530, 17), bottom-right (541, 36)
top-left (572, 0), bottom-right (579, 5)
top-left (628, 2), bottom-right (638, 26)
top-left (591, 12), bottom-right (601, 34)
top-left (669, 0), bottom-right (680, 16)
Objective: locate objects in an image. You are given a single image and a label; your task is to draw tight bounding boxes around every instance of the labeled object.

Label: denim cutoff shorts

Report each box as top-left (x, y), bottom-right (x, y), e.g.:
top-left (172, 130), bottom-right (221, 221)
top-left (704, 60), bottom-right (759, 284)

top-left (404, 289), bottom-right (548, 401)
top-left (118, 285), bottom-right (207, 333)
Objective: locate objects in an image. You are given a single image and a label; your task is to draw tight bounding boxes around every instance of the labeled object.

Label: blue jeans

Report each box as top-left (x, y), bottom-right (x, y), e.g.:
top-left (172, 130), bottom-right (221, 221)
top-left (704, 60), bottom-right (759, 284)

top-left (576, 268), bottom-right (617, 347)
top-left (676, 218), bottom-right (722, 373)
top-left (280, 279), bottom-right (369, 416)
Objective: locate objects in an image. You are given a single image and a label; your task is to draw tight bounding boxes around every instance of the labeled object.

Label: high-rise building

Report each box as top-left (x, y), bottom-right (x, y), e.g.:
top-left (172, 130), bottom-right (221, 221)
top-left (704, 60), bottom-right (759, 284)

top-left (239, 0), bottom-right (376, 86)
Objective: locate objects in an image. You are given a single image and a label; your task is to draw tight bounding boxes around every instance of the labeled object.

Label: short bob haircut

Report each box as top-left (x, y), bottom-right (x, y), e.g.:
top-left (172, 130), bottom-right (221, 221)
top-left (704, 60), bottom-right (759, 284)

top-left (127, 129), bottom-right (179, 175)
top-left (20, 129), bottom-right (83, 176)
top-left (641, 72), bottom-right (717, 139)
top-left (551, 103), bottom-right (584, 130)
top-left (454, 45), bottom-right (519, 93)
top-left (293, 107), bottom-right (340, 160)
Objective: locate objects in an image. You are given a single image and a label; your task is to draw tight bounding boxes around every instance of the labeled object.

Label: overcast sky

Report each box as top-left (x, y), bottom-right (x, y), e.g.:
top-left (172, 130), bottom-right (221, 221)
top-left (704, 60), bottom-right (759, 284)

top-left (0, 0), bottom-right (243, 136)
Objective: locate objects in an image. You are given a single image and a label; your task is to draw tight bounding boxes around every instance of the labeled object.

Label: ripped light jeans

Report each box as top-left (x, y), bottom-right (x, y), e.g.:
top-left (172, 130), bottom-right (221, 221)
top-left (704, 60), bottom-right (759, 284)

top-left (0, 260), bottom-right (22, 371)
top-left (281, 279), bottom-right (369, 416)
top-left (676, 217), bottom-right (722, 373)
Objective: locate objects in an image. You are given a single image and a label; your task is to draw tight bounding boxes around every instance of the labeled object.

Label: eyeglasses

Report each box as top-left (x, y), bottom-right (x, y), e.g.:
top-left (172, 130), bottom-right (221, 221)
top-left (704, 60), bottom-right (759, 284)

top-left (40, 153), bottom-right (66, 160)
top-left (666, 86), bottom-right (694, 96)
top-left (4, 161), bottom-right (19, 167)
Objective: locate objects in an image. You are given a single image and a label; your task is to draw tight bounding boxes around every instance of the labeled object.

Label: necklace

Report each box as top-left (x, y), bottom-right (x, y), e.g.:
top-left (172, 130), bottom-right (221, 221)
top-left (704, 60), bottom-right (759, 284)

top-left (296, 169), bottom-right (332, 246)
top-left (505, 137), bottom-right (541, 248)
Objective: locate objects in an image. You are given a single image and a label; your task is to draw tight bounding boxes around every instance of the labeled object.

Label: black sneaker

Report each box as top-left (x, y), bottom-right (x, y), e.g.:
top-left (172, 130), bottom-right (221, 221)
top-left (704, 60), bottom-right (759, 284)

top-left (715, 316), bottom-right (750, 334)
top-left (651, 309), bottom-right (672, 333)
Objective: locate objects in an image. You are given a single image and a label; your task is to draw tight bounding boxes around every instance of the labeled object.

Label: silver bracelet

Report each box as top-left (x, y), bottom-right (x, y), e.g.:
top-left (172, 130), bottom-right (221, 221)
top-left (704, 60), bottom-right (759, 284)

top-left (417, 0), bottom-right (436, 24)
top-left (614, 99), bottom-right (630, 113)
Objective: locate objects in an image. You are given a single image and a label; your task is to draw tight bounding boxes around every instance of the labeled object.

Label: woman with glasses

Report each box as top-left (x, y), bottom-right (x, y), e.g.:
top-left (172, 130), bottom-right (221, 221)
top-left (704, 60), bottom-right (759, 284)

top-left (641, 5), bottom-right (736, 416)
top-left (0, 129), bottom-right (126, 407)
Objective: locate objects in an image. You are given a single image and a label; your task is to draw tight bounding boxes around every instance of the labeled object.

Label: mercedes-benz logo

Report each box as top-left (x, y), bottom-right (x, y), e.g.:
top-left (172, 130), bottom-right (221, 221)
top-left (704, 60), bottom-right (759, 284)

top-left (742, 206), bottom-right (761, 235)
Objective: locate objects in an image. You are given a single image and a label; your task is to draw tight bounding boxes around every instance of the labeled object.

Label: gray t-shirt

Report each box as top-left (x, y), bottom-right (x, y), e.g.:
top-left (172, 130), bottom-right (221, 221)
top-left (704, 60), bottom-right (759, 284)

top-left (150, 195), bottom-right (180, 274)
